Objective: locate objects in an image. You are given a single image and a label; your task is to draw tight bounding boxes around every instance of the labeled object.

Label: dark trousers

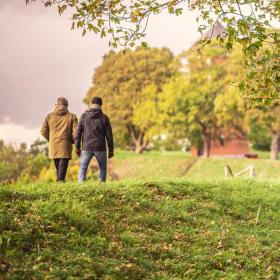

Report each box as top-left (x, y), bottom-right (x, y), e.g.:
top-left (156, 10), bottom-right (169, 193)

top-left (53, 159), bottom-right (69, 182)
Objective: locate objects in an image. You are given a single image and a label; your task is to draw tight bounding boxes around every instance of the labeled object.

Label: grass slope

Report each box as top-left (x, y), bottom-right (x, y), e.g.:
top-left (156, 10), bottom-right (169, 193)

top-left (1, 179), bottom-right (280, 279)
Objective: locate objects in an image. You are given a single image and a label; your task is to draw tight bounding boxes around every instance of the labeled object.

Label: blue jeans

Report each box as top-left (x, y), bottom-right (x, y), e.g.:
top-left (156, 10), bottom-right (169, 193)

top-left (78, 151), bottom-right (107, 182)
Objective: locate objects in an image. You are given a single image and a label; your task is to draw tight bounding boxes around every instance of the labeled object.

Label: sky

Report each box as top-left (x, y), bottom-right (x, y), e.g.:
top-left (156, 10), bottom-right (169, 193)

top-left (0, 0), bottom-right (201, 146)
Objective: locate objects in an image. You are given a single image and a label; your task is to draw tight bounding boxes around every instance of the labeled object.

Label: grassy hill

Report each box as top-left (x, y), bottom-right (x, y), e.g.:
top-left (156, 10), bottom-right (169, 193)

top-left (1, 179), bottom-right (280, 279)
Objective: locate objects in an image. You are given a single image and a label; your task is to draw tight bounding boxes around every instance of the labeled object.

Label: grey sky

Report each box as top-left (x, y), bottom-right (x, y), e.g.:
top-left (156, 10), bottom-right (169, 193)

top-left (1, 1), bottom-right (278, 146)
top-left (0, 1), bottom-right (200, 128)
top-left (0, 1), bottom-right (203, 145)
top-left (0, 1), bottom-right (107, 127)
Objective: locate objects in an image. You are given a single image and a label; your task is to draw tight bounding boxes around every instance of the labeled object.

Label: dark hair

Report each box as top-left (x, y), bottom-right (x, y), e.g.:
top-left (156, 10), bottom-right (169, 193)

top-left (57, 97), bottom-right (68, 107)
top-left (92, 96), bottom-right (103, 106)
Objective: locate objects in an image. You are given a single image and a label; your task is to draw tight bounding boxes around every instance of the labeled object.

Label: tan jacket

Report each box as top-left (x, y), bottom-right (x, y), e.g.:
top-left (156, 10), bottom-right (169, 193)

top-left (41, 104), bottom-right (78, 159)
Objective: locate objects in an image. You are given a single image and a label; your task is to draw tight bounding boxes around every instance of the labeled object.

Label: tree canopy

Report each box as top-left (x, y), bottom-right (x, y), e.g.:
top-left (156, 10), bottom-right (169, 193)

top-left (178, 42), bottom-right (245, 157)
top-left (247, 101), bottom-right (280, 159)
top-left (26, 0), bottom-right (279, 100)
top-left (84, 42), bottom-right (249, 155)
top-left (85, 47), bottom-right (176, 153)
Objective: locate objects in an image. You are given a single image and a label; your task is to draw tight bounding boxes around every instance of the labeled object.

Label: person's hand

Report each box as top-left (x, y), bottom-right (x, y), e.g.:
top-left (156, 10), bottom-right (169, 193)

top-left (108, 151), bottom-right (114, 159)
top-left (76, 148), bottom-right (81, 157)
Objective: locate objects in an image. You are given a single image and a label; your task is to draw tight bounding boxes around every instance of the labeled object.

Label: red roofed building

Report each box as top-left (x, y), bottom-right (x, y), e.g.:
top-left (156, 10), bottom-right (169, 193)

top-left (191, 131), bottom-right (249, 157)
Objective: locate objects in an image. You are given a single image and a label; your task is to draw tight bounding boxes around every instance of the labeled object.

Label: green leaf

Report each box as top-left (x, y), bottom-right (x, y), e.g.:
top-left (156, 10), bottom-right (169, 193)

top-left (175, 8), bottom-right (183, 16)
top-left (141, 41), bottom-right (148, 48)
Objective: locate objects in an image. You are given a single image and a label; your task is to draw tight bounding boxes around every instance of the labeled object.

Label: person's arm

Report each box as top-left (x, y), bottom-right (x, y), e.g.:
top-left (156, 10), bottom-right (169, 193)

top-left (40, 115), bottom-right (49, 141)
top-left (105, 116), bottom-right (114, 158)
top-left (75, 115), bottom-right (84, 156)
top-left (71, 114), bottom-right (78, 144)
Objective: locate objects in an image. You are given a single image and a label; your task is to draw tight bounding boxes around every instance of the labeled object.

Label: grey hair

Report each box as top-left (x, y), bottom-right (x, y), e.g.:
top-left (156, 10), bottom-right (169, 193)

top-left (57, 97), bottom-right (68, 107)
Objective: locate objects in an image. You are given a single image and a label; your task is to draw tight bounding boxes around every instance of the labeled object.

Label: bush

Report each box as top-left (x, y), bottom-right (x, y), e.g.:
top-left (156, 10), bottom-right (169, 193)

top-left (248, 123), bottom-right (271, 151)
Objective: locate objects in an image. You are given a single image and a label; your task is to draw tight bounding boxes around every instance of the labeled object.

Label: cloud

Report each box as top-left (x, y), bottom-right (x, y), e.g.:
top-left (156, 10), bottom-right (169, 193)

top-left (0, 0), bottom-right (19, 9)
top-left (0, 0), bottom-right (46, 14)
top-left (0, 2), bottom-right (105, 127)
top-left (0, 122), bottom-right (40, 146)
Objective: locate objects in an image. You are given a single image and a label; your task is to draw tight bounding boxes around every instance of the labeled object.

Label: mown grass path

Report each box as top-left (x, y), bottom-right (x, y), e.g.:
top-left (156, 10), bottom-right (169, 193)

top-left (1, 179), bottom-right (280, 279)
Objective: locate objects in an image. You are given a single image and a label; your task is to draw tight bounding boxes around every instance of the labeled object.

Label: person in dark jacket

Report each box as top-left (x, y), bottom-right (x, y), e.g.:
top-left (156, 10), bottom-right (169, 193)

top-left (41, 97), bottom-right (78, 182)
top-left (75, 96), bottom-right (114, 182)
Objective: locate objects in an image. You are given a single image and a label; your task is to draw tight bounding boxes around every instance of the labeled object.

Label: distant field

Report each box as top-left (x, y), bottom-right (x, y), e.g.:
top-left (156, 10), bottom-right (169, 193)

top-left (110, 150), bottom-right (279, 180)
top-left (1, 179), bottom-right (280, 279)
top-left (250, 149), bottom-right (270, 160)
top-left (186, 158), bottom-right (280, 179)
top-left (111, 150), bottom-right (195, 180)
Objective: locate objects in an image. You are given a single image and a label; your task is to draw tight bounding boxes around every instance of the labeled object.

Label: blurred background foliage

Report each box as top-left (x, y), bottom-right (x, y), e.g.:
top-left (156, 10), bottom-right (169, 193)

top-left (0, 38), bottom-right (279, 183)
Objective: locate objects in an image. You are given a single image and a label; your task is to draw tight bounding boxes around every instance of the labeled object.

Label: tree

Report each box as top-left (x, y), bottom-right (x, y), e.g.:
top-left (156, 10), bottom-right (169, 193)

top-left (214, 87), bottom-right (247, 137)
top-left (30, 138), bottom-right (48, 156)
top-left (157, 75), bottom-right (190, 142)
top-left (247, 102), bottom-right (280, 160)
top-left (187, 42), bottom-right (246, 157)
top-left (132, 84), bottom-right (159, 152)
top-left (27, 0), bottom-right (279, 100)
top-left (239, 28), bottom-right (280, 103)
top-left (158, 42), bottom-right (246, 157)
top-left (0, 140), bottom-right (50, 183)
top-left (20, 153), bottom-right (50, 182)
top-left (85, 47), bottom-right (176, 153)
top-left (0, 142), bottom-right (30, 182)
top-left (248, 122), bottom-right (271, 151)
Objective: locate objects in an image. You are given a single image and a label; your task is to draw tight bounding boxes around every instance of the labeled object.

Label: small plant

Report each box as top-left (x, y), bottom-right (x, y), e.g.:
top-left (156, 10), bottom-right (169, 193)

top-left (0, 237), bottom-right (10, 257)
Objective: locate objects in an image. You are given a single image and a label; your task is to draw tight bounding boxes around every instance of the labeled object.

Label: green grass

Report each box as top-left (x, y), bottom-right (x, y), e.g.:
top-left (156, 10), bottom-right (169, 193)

top-left (250, 149), bottom-right (271, 160)
top-left (109, 150), bottom-right (279, 180)
top-left (112, 150), bottom-right (195, 179)
top-left (43, 150), bottom-right (276, 182)
top-left (1, 179), bottom-right (280, 279)
top-left (186, 158), bottom-right (280, 179)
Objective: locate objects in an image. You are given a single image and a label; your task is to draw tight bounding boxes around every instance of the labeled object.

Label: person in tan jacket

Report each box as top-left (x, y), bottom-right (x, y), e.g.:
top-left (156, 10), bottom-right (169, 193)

top-left (41, 97), bottom-right (78, 182)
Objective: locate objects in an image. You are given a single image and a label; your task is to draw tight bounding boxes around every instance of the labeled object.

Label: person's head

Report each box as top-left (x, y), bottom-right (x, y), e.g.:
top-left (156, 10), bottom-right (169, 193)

top-left (57, 97), bottom-right (68, 107)
top-left (92, 96), bottom-right (102, 109)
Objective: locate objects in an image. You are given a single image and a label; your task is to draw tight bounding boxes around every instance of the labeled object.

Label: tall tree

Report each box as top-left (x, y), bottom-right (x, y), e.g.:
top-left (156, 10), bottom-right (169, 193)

top-left (158, 42), bottom-right (246, 157)
top-left (85, 47), bottom-right (176, 153)
top-left (187, 42), bottom-right (245, 157)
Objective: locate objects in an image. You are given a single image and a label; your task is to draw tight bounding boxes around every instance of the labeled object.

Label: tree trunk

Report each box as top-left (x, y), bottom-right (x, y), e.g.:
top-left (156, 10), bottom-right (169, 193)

top-left (135, 144), bottom-right (146, 154)
top-left (134, 139), bottom-right (149, 154)
top-left (270, 132), bottom-right (280, 160)
top-left (128, 126), bottom-right (148, 154)
top-left (202, 132), bottom-right (211, 158)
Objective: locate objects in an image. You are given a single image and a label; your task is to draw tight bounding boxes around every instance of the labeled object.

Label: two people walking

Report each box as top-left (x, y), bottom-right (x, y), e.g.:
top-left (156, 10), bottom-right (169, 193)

top-left (41, 96), bottom-right (114, 182)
